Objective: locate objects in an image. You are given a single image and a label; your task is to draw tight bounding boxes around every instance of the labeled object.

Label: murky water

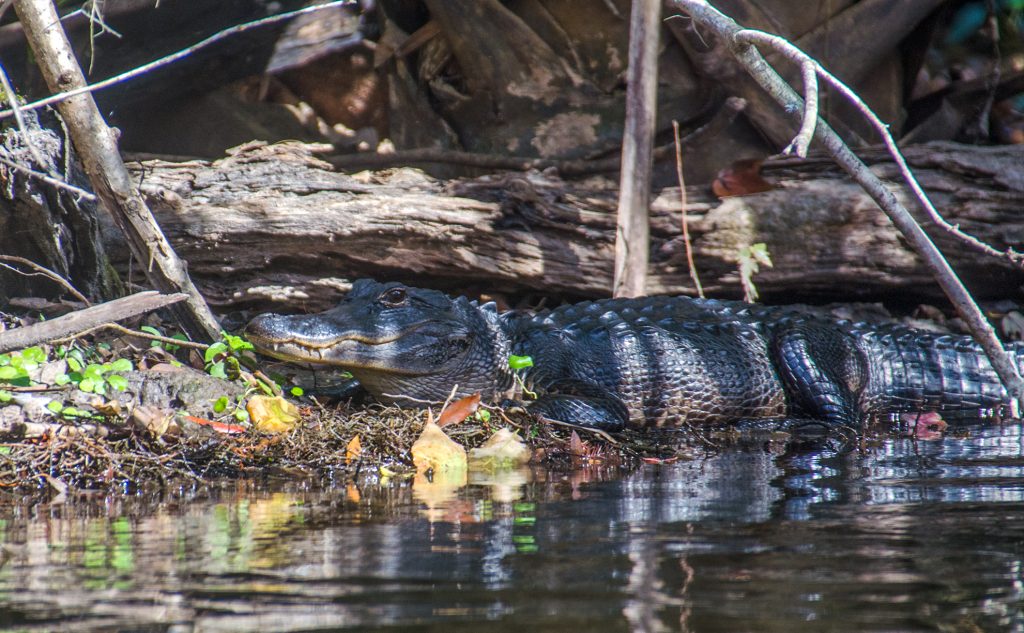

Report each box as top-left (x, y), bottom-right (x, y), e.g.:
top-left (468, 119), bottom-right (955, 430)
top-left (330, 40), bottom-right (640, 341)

top-left (2, 422), bottom-right (1024, 632)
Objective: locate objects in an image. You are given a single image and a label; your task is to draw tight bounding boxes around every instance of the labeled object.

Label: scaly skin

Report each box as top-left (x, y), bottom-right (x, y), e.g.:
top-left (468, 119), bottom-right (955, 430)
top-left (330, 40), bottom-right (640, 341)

top-left (245, 279), bottom-right (1022, 431)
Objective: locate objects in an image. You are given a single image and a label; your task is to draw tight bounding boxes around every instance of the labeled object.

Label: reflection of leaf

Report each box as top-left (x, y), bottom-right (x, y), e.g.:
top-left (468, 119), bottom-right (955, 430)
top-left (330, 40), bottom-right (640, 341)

top-left (345, 435), bottom-right (362, 464)
top-left (411, 421), bottom-right (467, 473)
top-left (437, 393), bottom-right (480, 427)
top-left (247, 395), bottom-right (300, 433)
top-left (469, 428), bottom-right (531, 470)
top-left (469, 466), bottom-right (531, 504)
top-left (412, 468), bottom-right (468, 522)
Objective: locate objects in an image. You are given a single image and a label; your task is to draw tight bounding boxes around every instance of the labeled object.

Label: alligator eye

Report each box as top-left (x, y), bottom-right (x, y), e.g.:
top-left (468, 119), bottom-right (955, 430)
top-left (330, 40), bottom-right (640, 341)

top-left (379, 287), bottom-right (408, 307)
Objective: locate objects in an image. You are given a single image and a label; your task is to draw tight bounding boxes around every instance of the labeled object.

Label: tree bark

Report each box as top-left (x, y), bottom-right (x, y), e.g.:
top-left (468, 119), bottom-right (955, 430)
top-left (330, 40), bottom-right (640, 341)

top-left (14, 0), bottom-right (221, 342)
top-left (117, 141), bottom-right (1024, 312)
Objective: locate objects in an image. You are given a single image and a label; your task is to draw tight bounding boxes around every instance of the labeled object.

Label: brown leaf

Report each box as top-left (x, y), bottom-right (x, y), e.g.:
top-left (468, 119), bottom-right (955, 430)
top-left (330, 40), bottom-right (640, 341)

top-left (437, 393), bottom-right (481, 427)
top-left (712, 158), bottom-right (773, 198)
top-left (130, 404), bottom-right (174, 437)
top-left (569, 430), bottom-right (586, 456)
top-left (345, 434), bottom-right (362, 464)
top-left (184, 415), bottom-right (246, 434)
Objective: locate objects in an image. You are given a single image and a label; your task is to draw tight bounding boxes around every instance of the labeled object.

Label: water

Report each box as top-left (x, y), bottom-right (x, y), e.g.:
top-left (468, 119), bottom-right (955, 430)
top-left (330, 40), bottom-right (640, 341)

top-left (2, 422), bottom-right (1024, 632)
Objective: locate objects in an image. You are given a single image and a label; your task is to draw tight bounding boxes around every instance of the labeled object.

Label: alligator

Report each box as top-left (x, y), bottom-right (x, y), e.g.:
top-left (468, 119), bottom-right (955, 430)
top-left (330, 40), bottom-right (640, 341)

top-left (245, 279), bottom-right (1022, 431)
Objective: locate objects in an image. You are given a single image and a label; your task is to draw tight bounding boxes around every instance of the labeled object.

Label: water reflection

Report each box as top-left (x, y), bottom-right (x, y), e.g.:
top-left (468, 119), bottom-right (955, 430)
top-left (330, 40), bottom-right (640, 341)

top-left (0, 422), bottom-right (1022, 631)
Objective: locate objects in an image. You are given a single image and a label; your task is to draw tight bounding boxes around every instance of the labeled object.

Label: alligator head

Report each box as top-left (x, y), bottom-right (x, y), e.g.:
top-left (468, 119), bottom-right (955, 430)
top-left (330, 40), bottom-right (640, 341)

top-left (245, 279), bottom-right (510, 404)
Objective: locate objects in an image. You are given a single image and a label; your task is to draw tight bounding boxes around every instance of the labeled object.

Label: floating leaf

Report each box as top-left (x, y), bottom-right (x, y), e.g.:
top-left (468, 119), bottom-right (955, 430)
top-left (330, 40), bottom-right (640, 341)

top-left (411, 421), bottom-right (467, 473)
top-left (247, 395), bottom-right (300, 434)
top-left (468, 428), bottom-right (532, 470)
top-left (437, 393), bottom-right (481, 427)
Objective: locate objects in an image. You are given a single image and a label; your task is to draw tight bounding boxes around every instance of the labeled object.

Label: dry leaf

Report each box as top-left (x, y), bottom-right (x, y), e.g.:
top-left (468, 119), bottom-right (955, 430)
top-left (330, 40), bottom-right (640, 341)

top-left (247, 395), bottom-right (301, 434)
top-left (569, 430), bottom-right (586, 456)
top-left (411, 421), bottom-right (467, 473)
top-left (184, 415), bottom-right (246, 434)
top-left (712, 158), bottom-right (773, 198)
top-left (131, 405), bottom-right (174, 437)
top-left (437, 393), bottom-right (481, 427)
top-left (345, 435), bottom-right (362, 464)
top-left (468, 428), bottom-right (531, 469)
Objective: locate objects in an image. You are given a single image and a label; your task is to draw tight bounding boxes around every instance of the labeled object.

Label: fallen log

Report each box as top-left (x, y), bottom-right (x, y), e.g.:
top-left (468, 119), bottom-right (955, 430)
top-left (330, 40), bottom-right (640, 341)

top-left (119, 141), bottom-right (1024, 312)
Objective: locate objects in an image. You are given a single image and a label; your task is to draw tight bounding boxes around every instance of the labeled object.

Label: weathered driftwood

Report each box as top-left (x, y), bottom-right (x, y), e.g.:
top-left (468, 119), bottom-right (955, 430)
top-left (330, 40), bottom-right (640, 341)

top-left (118, 141), bottom-right (1024, 312)
top-left (0, 291), bottom-right (187, 353)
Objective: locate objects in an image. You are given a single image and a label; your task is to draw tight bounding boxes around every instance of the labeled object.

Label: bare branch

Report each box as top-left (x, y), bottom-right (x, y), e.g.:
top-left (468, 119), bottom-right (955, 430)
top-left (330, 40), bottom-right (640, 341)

top-left (0, 255), bottom-right (91, 305)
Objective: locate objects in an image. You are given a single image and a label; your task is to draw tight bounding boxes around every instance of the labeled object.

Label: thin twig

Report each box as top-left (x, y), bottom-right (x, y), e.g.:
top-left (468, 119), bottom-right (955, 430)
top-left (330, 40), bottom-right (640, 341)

top-left (733, 28), bottom-right (1023, 267)
top-left (0, 255), bottom-right (91, 305)
top-left (671, 120), bottom-right (703, 298)
top-left (0, 154), bottom-right (96, 201)
top-left (0, 0), bottom-right (356, 121)
top-left (50, 321), bottom-right (208, 350)
top-left (783, 59), bottom-right (818, 157)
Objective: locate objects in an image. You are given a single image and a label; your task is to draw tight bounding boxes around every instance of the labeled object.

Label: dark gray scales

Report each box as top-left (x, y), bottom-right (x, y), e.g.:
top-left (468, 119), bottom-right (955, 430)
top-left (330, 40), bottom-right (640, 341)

top-left (246, 280), bottom-right (1023, 431)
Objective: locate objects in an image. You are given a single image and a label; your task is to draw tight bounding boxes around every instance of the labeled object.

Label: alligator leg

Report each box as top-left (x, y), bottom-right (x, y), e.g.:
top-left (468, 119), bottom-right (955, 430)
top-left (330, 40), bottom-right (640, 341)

top-left (770, 324), bottom-right (868, 428)
top-left (526, 379), bottom-right (631, 432)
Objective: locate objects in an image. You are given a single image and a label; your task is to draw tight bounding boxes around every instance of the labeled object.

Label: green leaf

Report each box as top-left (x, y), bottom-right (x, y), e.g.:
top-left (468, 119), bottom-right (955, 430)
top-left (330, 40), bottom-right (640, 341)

top-left (0, 390), bottom-right (11, 402)
top-left (109, 358), bottom-right (133, 373)
top-left (106, 374), bottom-right (128, 391)
top-left (83, 364), bottom-right (107, 380)
top-left (213, 396), bottom-right (229, 413)
top-left (0, 354), bottom-right (9, 366)
top-left (289, 386), bottom-right (304, 397)
top-left (22, 347), bottom-right (46, 363)
top-left (508, 355), bottom-right (534, 370)
top-left (66, 356), bottom-right (82, 372)
top-left (93, 382), bottom-right (107, 396)
top-left (79, 377), bottom-right (95, 393)
top-left (0, 366), bottom-right (22, 381)
top-left (54, 373), bottom-right (71, 386)
top-left (140, 325), bottom-right (161, 336)
top-left (47, 400), bottom-right (62, 413)
top-left (475, 408), bottom-right (491, 423)
top-left (208, 361), bottom-right (227, 379)
top-left (233, 409), bottom-right (250, 422)
top-left (204, 342), bottom-right (228, 364)
top-left (222, 332), bottom-right (254, 352)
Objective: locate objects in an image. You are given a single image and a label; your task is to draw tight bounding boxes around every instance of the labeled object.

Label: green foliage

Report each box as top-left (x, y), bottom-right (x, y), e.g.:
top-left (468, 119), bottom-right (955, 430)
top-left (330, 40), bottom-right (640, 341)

top-left (508, 354), bottom-right (536, 399)
top-left (204, 331), bottom-right (256, 380)
top-left (475, 408), bottom-right (491, 423)
top-left (0, 347), bottom-right (46, 386)
top-left (140, 325), bottom-right (188, 352)
top-left (737, 242), bottom-right (773, 303)
top-left (509, 355), bottom-right (534, 370)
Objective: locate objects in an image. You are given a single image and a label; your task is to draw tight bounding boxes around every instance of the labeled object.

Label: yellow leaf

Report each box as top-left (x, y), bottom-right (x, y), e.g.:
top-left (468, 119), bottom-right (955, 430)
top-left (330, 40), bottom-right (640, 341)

top-left (346, 435), bottom-right (362, 464)
top-left (468, 428), bottom-right (531, 470)
top-left (411, 421), bottom-right (467, 473)
top-left (247, 395), bottom-right (300, 434)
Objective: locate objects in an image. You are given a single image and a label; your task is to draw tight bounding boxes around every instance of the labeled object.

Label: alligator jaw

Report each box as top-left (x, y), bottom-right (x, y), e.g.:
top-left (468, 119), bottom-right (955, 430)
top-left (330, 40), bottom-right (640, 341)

top-left (245, 315), bottom-right (430, 374)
